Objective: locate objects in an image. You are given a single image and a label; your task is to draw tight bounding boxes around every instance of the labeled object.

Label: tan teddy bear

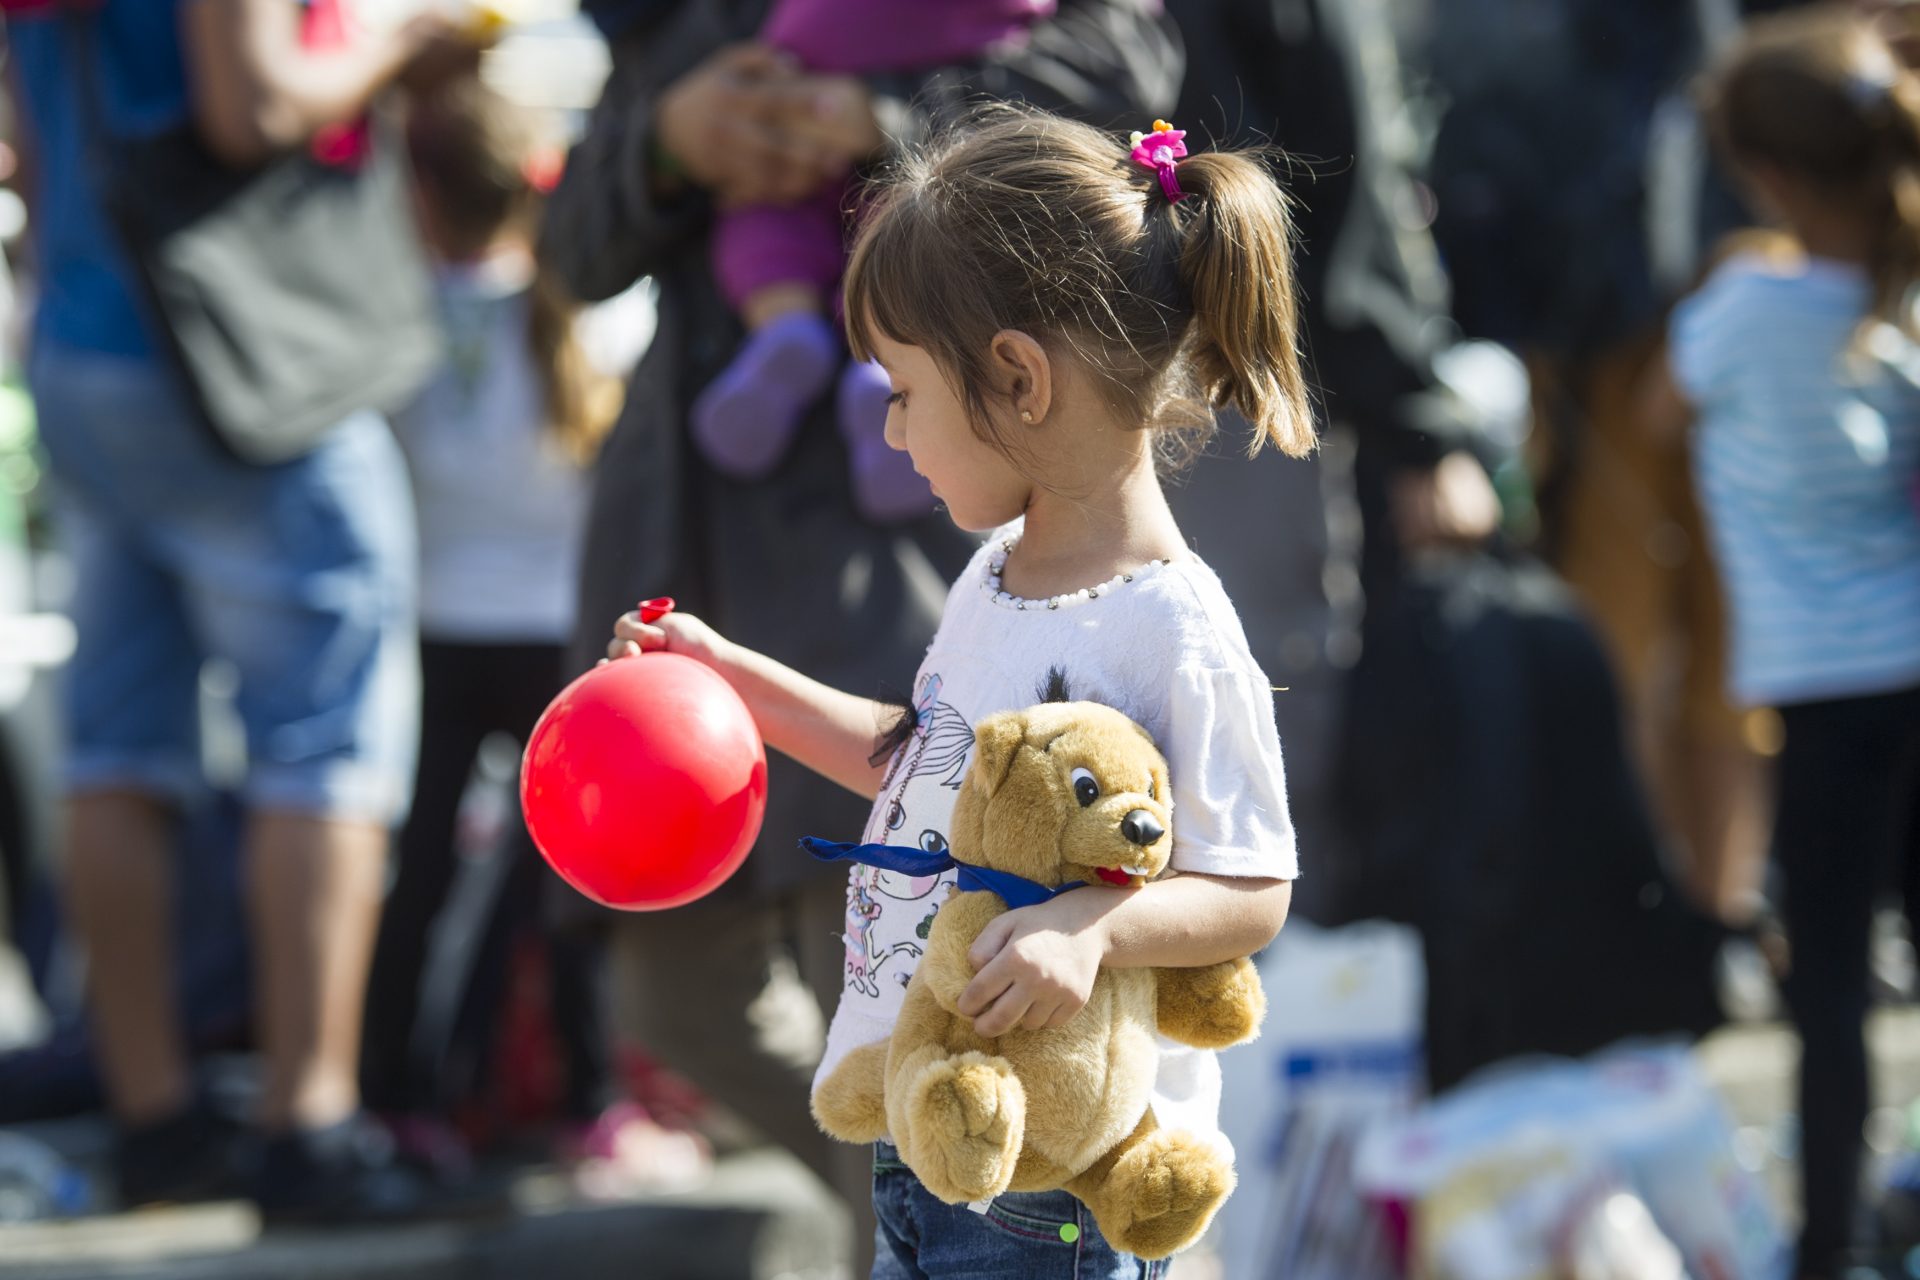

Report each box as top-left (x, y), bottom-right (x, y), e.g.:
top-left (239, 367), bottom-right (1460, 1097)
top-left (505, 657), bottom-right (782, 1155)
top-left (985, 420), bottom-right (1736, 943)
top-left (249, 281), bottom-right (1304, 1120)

top-left (810, 700), bottom-right (1267, 1260)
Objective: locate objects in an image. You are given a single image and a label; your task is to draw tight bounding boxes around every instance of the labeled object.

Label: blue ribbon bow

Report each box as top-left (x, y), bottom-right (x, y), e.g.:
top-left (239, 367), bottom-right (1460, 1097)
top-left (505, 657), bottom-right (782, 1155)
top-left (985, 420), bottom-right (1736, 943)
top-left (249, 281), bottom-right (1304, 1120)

top-left (800, 838), bottom-right (1084, 910)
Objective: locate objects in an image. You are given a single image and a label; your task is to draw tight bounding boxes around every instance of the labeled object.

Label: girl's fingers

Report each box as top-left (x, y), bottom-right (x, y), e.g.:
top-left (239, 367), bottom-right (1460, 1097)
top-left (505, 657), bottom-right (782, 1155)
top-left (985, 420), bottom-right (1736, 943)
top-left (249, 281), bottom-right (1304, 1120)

top-left (957, 961), bottom-right (1013, 1018)
top-left (612, 616), bottom-right (666, 649)
top-left (1023, 1000), bottom-right (1061, 1032)
top-left (972, 989), bottom-right (1033, 1039)
top-left (967, 914), bottom-right (1016, 971)
top-left (605, 638), bottom-right (642, 661)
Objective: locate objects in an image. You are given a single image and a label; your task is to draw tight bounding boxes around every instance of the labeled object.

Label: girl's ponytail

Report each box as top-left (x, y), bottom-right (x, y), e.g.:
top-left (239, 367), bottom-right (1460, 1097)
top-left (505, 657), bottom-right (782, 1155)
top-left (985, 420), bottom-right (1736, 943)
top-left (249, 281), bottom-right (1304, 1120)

top-left (1871, 76), bottom-right (1920, 336)
top-left (1171, 153), bottom-right (1315, 458)
top-left (528, 266), bottom-right (621, 465)
top-left (844, 106), bottom-right (1316, 462)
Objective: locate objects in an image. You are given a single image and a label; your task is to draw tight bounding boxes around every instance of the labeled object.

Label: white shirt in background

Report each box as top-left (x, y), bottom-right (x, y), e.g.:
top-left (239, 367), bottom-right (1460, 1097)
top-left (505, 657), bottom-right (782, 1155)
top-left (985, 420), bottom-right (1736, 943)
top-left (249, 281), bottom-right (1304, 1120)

top-left (392, 251), bottom-right (652, 644)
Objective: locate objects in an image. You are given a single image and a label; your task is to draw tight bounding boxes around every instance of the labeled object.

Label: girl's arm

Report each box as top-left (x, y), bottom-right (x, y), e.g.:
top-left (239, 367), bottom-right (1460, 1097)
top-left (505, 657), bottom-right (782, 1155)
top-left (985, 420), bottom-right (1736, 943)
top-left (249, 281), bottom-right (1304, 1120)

top-left (182, 0), bottom-right (471, 165)
top-left (1640, 347), bottom-right (1695, 445)
top-left (611, 610), bottom-right (894, 800)
top-left (956, 874), bottom-right (1293, 1038)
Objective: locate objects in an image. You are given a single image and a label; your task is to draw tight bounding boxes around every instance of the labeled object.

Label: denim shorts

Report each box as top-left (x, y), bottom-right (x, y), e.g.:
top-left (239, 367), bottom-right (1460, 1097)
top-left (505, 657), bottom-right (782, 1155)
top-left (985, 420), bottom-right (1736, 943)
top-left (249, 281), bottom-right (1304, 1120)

top-left (871, 1142), bottom-right (1170, 1280)
top-left (30, 341), bottom-right (419, 823)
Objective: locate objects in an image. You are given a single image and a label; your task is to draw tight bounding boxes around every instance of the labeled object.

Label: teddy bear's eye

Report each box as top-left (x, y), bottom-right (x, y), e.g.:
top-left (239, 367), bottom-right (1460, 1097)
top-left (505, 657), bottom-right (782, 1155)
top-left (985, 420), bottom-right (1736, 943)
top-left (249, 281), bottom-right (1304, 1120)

top-left (1070, 767), bottom-right (1100, 807)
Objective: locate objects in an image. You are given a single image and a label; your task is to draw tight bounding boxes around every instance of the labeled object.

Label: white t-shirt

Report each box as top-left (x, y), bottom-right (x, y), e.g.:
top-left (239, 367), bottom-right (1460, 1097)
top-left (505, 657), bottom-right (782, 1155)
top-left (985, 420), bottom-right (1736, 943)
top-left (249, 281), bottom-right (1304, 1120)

top-left (393, 255), bottom-right (654, 643)
top-left (813, 521), bottom-right (1300, 1151)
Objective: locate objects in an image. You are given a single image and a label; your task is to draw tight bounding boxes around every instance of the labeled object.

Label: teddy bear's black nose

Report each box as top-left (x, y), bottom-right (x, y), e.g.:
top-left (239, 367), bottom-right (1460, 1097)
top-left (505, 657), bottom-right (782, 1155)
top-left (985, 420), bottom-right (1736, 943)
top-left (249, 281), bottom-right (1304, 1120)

top-left (1120, 810), bottom-right (1164, 847)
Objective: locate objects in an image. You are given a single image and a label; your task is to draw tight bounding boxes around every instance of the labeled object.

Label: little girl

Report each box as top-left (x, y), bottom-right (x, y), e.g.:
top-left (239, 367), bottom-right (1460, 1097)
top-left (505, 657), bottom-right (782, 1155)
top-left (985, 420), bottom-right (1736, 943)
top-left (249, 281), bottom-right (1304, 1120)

top-left (611, 107), bottom-right (1307, 1275)
top-left (364, 75), bottom-right (702, 1189)
top-left (694, 0), bottom-right (1056, 524)
top-left (1654, 12), bottom-right (1920, 1277)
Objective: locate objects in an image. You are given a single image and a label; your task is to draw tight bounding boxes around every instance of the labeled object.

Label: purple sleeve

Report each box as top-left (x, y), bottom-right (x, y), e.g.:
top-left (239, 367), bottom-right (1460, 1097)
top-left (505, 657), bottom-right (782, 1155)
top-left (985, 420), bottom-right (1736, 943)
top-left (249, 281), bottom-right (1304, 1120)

top-left (711, 187), bottom-right (852, 311)
top-left (762, 0), bottom-right (1057, 73)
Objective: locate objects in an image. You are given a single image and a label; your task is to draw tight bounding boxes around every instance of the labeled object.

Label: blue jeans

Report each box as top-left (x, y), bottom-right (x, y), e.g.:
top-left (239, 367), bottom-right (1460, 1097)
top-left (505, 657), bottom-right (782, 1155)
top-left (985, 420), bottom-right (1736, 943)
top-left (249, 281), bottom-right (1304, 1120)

top-left (871, 1143), bottom-right (1170, 1279)
top-left (30, 341), bottom-right (419, 823)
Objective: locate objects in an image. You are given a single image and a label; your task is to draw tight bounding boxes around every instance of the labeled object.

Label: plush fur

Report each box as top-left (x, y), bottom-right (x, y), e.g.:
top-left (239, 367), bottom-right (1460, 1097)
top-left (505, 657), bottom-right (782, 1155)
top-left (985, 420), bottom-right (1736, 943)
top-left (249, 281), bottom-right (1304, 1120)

top-left (811, 701), bottom-right (1267, 1259)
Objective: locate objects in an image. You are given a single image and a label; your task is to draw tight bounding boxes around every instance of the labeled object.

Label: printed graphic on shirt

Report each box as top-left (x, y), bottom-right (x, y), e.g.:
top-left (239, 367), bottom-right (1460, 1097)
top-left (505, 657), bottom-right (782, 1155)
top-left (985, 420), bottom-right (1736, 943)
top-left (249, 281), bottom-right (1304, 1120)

top-left (841, 673), bottom-right (971, 1000)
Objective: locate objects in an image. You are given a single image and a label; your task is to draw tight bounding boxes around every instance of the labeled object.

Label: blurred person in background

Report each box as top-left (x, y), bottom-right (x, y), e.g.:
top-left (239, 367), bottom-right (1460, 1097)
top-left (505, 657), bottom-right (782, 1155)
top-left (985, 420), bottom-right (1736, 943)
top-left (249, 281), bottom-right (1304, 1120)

top-left (1420, 0), bottom-right (1773, 931)
top-left (1160, 0), bottom-right (1501, 909)
top-left (1163, 0), bottom-right (1724, 1101)
top-left (691, 0), bottom-right (1073, 524)
top-left (542, 0), bottom-right (1177, 1267)
top-left (1650, 11), bottom-right (1920, 1273)
top-left (2, 0), bottom-right (484, 1221)
top-left (361, 71), bottom-right (705, 1194)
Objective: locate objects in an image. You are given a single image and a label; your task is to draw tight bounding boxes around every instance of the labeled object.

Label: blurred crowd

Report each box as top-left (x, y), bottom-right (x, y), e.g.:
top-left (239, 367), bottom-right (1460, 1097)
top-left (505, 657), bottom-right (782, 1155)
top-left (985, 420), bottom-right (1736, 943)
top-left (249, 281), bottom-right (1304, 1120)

top-left (0, 1), bottom-right (1915, 1278)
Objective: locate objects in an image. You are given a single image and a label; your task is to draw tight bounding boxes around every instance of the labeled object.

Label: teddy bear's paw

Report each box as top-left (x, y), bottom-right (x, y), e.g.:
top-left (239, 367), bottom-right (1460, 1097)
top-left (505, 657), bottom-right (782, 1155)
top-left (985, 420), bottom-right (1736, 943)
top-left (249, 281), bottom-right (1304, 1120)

top-left (1097, 1131), bottom-right (1235, 1260)
top-left (811, 1042), bottom-right (891, 1143)
top-left (1156, 958), bottom-right (1267, 1049)
top-left (903, 1051), bottom-right (1025, 1203)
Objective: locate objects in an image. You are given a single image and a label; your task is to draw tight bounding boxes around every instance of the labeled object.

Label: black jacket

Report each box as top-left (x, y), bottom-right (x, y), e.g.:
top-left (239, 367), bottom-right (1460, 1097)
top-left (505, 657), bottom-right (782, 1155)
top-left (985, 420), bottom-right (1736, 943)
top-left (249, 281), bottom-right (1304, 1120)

top-left (540, 0), bottom-right (1180, 894)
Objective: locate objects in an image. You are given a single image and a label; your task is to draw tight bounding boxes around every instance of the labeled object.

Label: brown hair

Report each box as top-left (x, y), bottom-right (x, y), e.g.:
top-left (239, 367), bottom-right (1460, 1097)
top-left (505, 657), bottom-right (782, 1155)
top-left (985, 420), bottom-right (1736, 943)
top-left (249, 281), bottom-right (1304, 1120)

top-left (843, 105), bottom-right (1314, 464)
top-left (405, 76), bottom-right (618, 464)
top-left (1702, 7), bottom-right (1920, 337)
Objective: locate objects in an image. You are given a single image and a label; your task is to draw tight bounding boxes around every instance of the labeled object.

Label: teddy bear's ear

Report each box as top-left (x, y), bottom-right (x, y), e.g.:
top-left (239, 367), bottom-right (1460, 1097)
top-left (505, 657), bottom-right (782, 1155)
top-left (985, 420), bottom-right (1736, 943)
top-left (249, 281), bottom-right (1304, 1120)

top-left (968, 712), bottom-right (1029, 798)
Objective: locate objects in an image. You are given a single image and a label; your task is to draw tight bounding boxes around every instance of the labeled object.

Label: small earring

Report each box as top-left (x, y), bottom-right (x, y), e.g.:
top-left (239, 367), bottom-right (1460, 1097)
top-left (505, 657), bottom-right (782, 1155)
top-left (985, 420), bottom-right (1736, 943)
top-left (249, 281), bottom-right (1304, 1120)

top-left (1021, 409), bottom-right (1034, 423)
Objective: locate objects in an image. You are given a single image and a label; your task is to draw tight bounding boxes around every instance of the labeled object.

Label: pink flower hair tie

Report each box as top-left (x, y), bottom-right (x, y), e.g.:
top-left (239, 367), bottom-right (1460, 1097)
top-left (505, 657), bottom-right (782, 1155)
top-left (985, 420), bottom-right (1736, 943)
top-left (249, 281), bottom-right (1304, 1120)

top-left (1129, 119), bottom-right (1190, 204)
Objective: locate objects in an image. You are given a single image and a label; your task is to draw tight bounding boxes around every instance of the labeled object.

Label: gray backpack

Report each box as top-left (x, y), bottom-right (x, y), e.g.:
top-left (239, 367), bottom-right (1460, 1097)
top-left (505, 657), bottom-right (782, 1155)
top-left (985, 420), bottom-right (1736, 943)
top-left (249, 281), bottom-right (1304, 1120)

top-left (66, 10), bottom-right (438, 464)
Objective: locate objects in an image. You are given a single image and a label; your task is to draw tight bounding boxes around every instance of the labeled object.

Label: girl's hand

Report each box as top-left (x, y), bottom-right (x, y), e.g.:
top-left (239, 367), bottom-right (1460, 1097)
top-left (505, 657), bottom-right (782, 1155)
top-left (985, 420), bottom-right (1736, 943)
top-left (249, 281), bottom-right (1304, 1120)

top-left (957, 894), bottom-right (1111, 1037)
top-left (605, 609), bottom-right (733, 672)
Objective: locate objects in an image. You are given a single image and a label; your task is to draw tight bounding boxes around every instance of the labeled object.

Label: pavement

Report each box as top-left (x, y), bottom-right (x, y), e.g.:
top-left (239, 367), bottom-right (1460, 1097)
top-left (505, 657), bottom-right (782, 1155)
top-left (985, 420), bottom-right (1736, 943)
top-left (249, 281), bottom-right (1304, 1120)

top-left (0, 943), bottom-right (852, 1280)
top-left (8, 939), bottom-right (1920, 1280)
top-left (0, 1014), bottom-right (1863, 1280)
top-left (0, 1148), bottom-right (849, 1280)
top-left (1703, 1007), bottom-right (1920, 1215)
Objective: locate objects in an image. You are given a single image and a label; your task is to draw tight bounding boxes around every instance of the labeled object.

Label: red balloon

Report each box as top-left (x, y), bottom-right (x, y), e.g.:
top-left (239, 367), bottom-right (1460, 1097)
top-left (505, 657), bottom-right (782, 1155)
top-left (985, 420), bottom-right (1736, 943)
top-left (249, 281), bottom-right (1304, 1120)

top-left (521, 652), bottom-right (767, 910)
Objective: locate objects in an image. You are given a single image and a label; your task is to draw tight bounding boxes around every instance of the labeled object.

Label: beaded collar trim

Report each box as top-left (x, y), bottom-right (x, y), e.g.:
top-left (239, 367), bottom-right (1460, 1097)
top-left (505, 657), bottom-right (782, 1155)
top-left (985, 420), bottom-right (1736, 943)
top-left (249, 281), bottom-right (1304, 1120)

top-left (981, 537), bottom-right (1175, 612)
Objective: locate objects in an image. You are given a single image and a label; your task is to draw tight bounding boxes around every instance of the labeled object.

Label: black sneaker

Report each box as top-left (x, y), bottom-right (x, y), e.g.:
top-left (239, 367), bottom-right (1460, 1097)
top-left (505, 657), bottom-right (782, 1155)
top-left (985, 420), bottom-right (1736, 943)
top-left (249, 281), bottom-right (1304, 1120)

top-left (115, 1099), bottom-right (239, 1209)
top-left (251, 1114), bottom-right (507, 1227)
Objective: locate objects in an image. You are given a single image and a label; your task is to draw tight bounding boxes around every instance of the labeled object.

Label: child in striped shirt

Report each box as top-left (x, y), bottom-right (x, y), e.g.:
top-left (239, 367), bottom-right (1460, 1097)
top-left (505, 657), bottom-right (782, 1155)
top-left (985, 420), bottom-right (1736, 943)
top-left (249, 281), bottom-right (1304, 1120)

top-left (1651, 12), bottom-right (1920, 1276)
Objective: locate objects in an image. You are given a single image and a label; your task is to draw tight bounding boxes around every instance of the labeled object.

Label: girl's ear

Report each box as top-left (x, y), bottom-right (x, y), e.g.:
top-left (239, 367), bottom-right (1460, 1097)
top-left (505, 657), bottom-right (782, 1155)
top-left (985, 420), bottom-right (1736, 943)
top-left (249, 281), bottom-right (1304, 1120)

top-left (988, 329), bottom-right (1053, 426)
